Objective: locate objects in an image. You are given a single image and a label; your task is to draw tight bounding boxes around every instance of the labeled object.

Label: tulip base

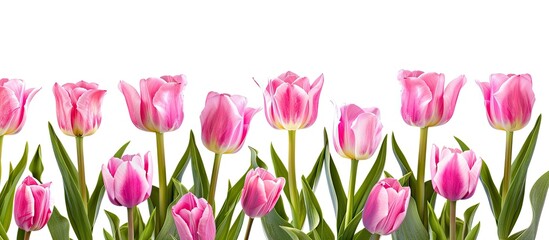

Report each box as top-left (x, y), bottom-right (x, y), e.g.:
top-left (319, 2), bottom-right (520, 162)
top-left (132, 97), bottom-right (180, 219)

top-left (244, 217), bottom-right (254, 240)
top-left (370, 234), bottom-right (380, 240)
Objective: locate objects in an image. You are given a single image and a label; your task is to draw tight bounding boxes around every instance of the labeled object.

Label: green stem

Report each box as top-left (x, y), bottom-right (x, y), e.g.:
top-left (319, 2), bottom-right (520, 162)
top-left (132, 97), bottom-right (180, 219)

top-left (370, 233), bottom-right (381, 240)
top-left (208, 153), bottom-right (223, 210)
top-left (0, 135), bottom-right (4, 182)
top-left (128, 207), bottom-right (134, 240)
top-left (24, 231), bottom-right (31, 240)
top-left (287, 130), bottom-right (301, 228)
top-left (502, 131), bottom-right (514, 201)
top-left (345, 160), bottom-right (359, 227)
top-left (450, 200), bottom-right (456, 240)
top-left (416, 127), bottom-right (429, 228)
top-left (155, 132), bottom-right (167, 229)
top-left (244, 217), bottom-right (254, 240)
top-left (76, 136), bottom-right (87, 211)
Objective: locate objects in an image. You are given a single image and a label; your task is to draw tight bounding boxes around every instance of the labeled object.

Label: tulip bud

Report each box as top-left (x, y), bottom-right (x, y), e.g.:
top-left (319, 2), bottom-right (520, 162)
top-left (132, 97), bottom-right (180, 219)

top-left (14, 176), bottom-right (52, 232)
top-left (241, 168), bottom-right (285, 218)
top-left (362, 178), bottom-right (410, 235)
top-left (0, 78), bottom-right (40, 136)
top-left (172, 192), bottom-right (216, 240)
top-left (102, 152), bottom-right (153, 208)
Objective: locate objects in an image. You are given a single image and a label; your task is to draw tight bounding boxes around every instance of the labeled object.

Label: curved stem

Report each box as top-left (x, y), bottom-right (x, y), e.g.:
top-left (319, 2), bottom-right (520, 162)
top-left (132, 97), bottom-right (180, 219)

top-left (344, 160), bottom-right (359, 227)
top-left (502, 131), bottom-right (514, 200)
top-left (128, 207), bottom-right (134, 240)
top-left (208, 153), bottom-right (223, 210)
top-left (76, 136), bottom-right (87, 211)
top-left (24, 231), bottom-right (31, 240)
top-left (244, 217), bottom-right (254, 240)
top-left (287, 130), bottom-right (301, 228)
top-left (0, 135), bottom-right (4, 182)
top-left (449, 201), bottom-right (456, 240)
top-left (155, 132), bottom-right (167, 228)
top-left (416, 127), bottom-right (429, 228)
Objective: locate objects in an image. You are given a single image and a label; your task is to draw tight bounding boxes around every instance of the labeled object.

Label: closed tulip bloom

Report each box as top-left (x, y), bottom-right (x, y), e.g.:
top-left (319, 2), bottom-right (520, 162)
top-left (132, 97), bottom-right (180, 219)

top-left (14, 176), bottom-right (52, 232)
top-left (119, 75), bottom-right (187, 133)
top-left (431, 145), bottom-right (481, 201)
top-left (172, 192), bottom-right (216, 240)
top-left (200, 92), bottom-right (259, 154)
top-left (362, 178), bottom-right (410, 235)
top-left (102, 152), bottom-right (153, 208)
top-left (241, 168), bottom-right (285, 218)
top-left (263, 71), bottom-right (324, 130)
top-left (0, 78), bottom-right (40, 136)
top-left (333, 104), bottom-right (383, 160)
top-left (53, 81), bottom-right (107, 137)
top-left (398, 70), bottom-right (466, 127)
top-left (477, 74), bottom-right (535, 132)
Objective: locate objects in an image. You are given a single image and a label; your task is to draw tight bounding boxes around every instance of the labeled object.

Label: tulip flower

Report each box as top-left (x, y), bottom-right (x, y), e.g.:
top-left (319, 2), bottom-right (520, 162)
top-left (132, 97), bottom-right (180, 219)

top-left (0, 78), bottom-right (39, 181)
top-left (261, 70), bottom-right (324, 229)
top-left (397, 69), bottom-right (466, 227)
top-left (431, 145), bottom-right (480, 240)
top-left (14, 176), bottom-right (52, 239)
top-left (172, 192), bottom-right (216, 240)
top-left (362, 178), bottom-right (410, 236)
top-left (119, 74), bottom-right (187, 227)
top-left (52, 81), bottom-right (107, 137)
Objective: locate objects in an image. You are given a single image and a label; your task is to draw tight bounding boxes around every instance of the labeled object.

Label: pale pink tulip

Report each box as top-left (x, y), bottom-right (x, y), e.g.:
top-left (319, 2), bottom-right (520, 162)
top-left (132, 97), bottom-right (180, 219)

top-left (398, 70), bottom-right (466, 127)
top-left (200, 92), bottom-right (259, 154)
top-left (0, 78), bottom-right (40, 136)
top-left (172, 192), bottom-right (216, 240)
top-left (333, 104), bottom-right (383, 160)
top-left (263, 71), bottom-right (324, 130)
top-left (119, 75), bottom-right (187, 133)
top-left (431, 145), bottom-right (481, 201)
top-left (53, 81), bottom-right (106, 137)
top-left (362, 178), bottom-right (410, 235)
top-left (477, 74), bottom-right (535, 132)
top-left (14, 176), bottom-right (52, 232)
top-left (241, 168), bottom-right (285, 218)
top-left (102, 152), bottom-right (153, 208)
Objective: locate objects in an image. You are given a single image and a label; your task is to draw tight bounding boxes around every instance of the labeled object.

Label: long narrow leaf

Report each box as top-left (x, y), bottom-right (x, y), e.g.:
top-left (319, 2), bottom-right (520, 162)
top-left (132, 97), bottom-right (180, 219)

top-left (323, 143), bottom-right (346, 233)
top-left (392, 198), bottom-right (429, 240)
top-left (47, 208), bottom-right (70, 240)
top-left (0, 143), bottom-right (28, 230)
top-left (271, 144), bottom-right (290, 201)
top-left (515, 170), bottom-right (549, 239)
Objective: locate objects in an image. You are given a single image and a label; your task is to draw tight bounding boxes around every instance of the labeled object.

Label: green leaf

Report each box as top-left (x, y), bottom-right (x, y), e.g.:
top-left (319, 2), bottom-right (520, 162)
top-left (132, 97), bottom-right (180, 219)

top-left (139, 209), bottom-right (156, 240)
top-left (301, 177), bottom-right (320, 231)
top-left (281, 226), bottom-right (313, 240)
top-left (29, 145), bottom-right (43, 182)
top-left (514, 170), bottom-right (549, 239)
top-left (249, 146), bottom-right (268, 169)
top-left (261, 198), bottom-right (293, 240)
top-left (157, 180), bottom-right (188, 239)
top-left (0, 222), bottom-right (7, 240)
top-left (464, 203), bottom-right (479, 237)
top-left (498, 115), bottom-right (541, 239)
top-left (465, 223), bottom-right (480, 240)
top-left (189, 131), bottom-right (209, 199)
top-left (103, 229), bottom-right (115, 240)
top-left (48, 123), bottom-right (93, 240)
top-left (323, 143), bottom-right (346, 233)
top-left (306, 129), bottom-right (328, 190)
top-left (353, 135), bottom-right (387, 216)
top-left (427, 203), bottom-right (447, 240)
top-left (105, 210), bottom-right (121, 240)
top-left (0, 143), bottom-right (28, 230)
top-left (398, 172), bottom-right (412, 186)
top-left (227, 211), bottom-right (245, 240)
top-left (271, 144), bottom-right (290, 201)
top-left (391, 133), bottom-right (417, 183)
top-left (47, 207), bottom-right (70, 240)
top-left (392, 198), bottom-right (429, 240)
top-left (338, 213), bottom-right (363, 240)
top-left (353, 229), bottom-right (372, 240)
top-left (167, 132), bottom-right (193, 202)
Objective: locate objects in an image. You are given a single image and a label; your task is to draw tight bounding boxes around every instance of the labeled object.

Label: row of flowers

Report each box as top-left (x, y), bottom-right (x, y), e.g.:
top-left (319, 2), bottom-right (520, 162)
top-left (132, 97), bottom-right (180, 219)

top-left (0, 70), bottom-right (543, 240)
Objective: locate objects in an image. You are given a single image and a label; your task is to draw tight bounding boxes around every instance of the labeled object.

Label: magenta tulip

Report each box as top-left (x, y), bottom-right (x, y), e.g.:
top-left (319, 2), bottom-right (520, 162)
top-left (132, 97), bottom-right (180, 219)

top-left (102, 152), bottom-right (153, 208)
top-left (14, 176), bottom-right (52, 232)
top-left (398, 70), bottom-right (466, 127)
top-left (431, 145), bottom-right (481, 201)
top-left (241, 168), bottom-right (285, 218)
top-left (333, 104), bottom-right (383, 160)
top-left (362, 178), bottom-right (410, 235)
top-left (477, 74), bottom-right (535, 132)
top-left (200, 92), bottom-right (259, 154)
top-left (172, 192), bottom-right (216, 240)
top-left (0, 78), bottom-right (40, 136)
top-left (119, 75), bottom-right (187, 133)
top-left (53, 81), bottom-right (106, 137)
top-left (263, 71), bottom-right (324, 130)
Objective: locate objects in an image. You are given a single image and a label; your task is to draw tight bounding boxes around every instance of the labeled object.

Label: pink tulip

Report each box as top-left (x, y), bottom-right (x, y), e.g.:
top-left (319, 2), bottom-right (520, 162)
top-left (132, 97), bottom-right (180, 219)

top-left (476, 74), bottom-right (535, 132)
top-left (0, 78), bottom-right (40, 136)
top-left (263, 71), bottom-right (324, 130)
top-left (398, 70), bottom-right (466, 127)
top-left (172, 192), bottom-right (216, 240)
top-left (14, 176), bottom-right (52, 232)
top-left (119, 75), bottom-right (187, 133)
top-left (333, 104), bottom-right (383, 160)
top-left (200, 92), bottom-right (259, 154)
top-left (102, 152), bottom-right (153, 208)
top-left (362, 178), bottom-right (410, 235)
top-left (52, 81), bottom-right (107, 137)
top-left (431, 145), bottom-right (481, 201)
top-left (241, 168), bottom-right (285, 218)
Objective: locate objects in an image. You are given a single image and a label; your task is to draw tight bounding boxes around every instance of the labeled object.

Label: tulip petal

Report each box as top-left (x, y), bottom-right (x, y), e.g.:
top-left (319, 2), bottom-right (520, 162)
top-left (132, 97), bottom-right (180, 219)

top-left (363, 184), bottom-right (388, 233)
top-left (198, 203), bottom-right (216, 239)
top-left (441, 75), bottom-right (466, 124)
top-left (113, 161), bottom-right (148, 207)
top-left (75, 89), bottom-right (107, 136)
top-left (272, 83), bottom-right (309, 130)
top-left (351, 111), bottom-right (382, 160)
top-left (29, 184), bottom-right (51, 231)
top-left (400, 78), bottom-right (432, 127)
top-left (433, 153), bottom-right (470, 201)
top-left (0, 87), bottom-right (21, 134)
top-left (119, 81), bottom-right (144, 130)
top-left (14, 184), bottom-right (34, 231)
top-left (102, 164), bottom-right (120, 206)
top-left (303, 74), bottom-right (324, 128)
top-left (152, 82), bottom-right (184, 132)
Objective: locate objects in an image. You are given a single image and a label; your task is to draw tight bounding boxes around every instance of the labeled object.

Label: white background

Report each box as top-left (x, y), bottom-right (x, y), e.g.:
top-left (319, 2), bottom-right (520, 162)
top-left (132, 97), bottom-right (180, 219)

top-left (1, 1), bottom-right (548, 239)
